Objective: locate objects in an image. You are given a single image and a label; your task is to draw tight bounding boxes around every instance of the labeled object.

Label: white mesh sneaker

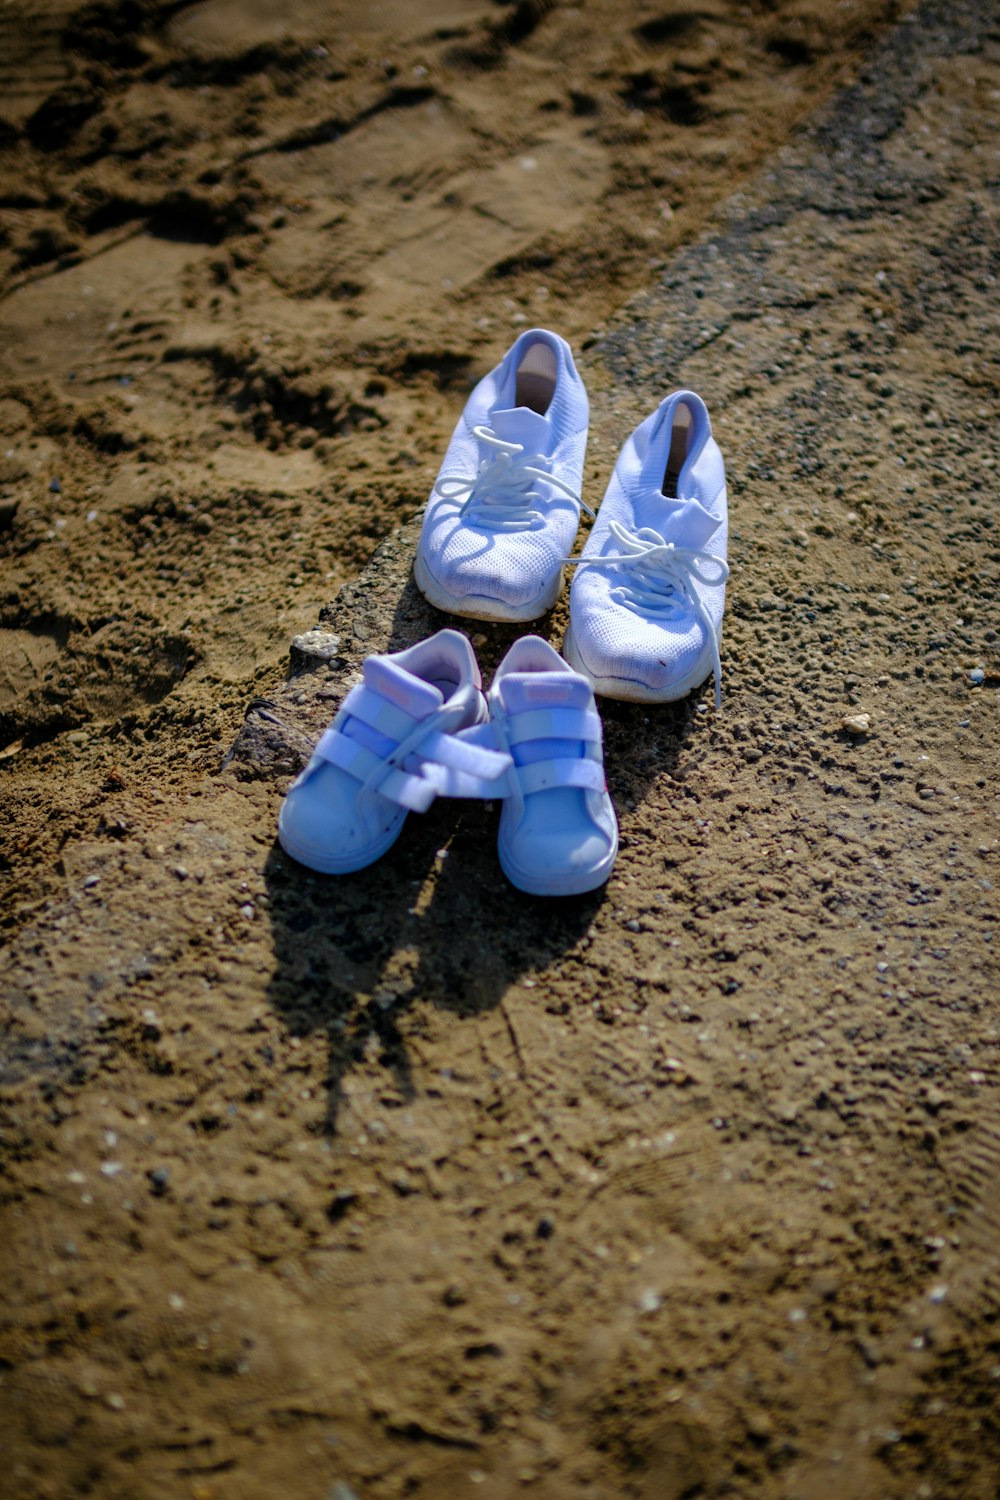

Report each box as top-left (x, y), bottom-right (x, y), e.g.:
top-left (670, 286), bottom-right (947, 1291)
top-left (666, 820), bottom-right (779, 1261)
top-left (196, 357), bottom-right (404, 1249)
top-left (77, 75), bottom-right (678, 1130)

top-left (277, 630), bottom-right (511, 874)
top-left (415, 328), bottom-right (591, 622)
top-left (564, 390), bottom-right (729, 706)
top-left (486, 636), bottom-right (618, 897)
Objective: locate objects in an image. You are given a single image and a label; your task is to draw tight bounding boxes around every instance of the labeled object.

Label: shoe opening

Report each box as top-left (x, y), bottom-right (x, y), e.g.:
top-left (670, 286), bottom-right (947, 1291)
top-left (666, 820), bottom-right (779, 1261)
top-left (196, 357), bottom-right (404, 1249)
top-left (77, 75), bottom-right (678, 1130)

top-left (419, 655), bottom-right (462, 696)
top-left (663, 400), bottom-right (694, 496)
top-left (515, 339), bottom-right (558, 415)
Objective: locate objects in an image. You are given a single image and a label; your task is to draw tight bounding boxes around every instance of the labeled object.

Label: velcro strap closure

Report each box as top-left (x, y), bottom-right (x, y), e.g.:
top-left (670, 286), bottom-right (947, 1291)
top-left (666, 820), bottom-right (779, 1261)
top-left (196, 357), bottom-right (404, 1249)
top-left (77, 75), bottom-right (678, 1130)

top-left (423, 724), bottom-right (511, 780)
top-left (314, 725), bottom-right (383, 780)
top-left (505, 706), bottom-right (602, 746)
top-left (312, 720), bottom-right (513, 811)
top-left (377, 764), bottom-right (440, 813)
top-left (339, 685), bottom-right (421, 743)
top-left (418, 722), bottom-right (513, 799)
top-left (516, 757), bottom-right (606, 796)
top-left (313, 727), bottom-right (438, 812)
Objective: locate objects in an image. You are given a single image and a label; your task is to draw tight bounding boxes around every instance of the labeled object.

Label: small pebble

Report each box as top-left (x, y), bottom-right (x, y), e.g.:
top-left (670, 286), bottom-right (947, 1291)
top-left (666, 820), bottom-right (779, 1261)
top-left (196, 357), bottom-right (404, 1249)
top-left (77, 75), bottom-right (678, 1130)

top-left (842, 712), bottom-right (871, 735)
top-left (968, 668), bottom-right (985, 685)
top-left (49, 477), bottom-right (62, 493)
top-left (291, 629), bottom-right (341, 662)
top-left (148, 1166), bottom-right (170, 1196)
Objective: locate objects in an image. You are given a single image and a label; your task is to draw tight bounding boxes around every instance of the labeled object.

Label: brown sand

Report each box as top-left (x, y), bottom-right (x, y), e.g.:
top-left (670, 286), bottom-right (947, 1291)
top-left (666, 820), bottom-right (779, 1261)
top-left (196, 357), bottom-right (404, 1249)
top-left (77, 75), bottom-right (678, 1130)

top-left (2, 1), bottom-right (999, 1497)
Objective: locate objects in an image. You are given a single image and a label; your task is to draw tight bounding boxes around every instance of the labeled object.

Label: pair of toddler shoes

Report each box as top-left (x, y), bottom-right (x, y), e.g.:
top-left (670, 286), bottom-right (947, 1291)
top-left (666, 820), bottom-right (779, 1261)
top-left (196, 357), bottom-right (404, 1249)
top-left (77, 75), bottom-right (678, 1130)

top-left (277, 628), bottom-right (618, 897)
top-left (278, 327), bottom-right (729, 896)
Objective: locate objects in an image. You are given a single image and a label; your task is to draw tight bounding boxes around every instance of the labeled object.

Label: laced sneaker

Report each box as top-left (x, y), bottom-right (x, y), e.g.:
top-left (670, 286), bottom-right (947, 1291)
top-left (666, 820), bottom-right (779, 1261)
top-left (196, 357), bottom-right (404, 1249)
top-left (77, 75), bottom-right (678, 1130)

top-left (564, 390), bottom-right (729, 706)
top-left (415, 328), bottom-right (591, 621)
top-left (486, 636), bottom-right (618, 897)
top-left (278, 629), bottom-right (511, 874)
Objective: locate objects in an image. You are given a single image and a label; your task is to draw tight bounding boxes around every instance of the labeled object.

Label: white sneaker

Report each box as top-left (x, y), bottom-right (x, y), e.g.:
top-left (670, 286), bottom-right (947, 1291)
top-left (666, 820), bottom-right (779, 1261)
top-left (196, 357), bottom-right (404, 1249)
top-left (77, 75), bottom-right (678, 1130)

top-left (415, 328), bottom-right (591, 622)
top-left (564, 390), bottom-right (729, 705)
top-left (278, 630), bottom-right (511, 874)
top-left (486, 636), bottom-right (618, 897)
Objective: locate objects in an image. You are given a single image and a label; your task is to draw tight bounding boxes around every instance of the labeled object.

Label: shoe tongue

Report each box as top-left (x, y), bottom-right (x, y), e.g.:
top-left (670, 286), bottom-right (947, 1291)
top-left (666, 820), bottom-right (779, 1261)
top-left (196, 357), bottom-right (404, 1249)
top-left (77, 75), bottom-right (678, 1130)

top-left (490, 406), bottom-right (551, 451)
top-left (502, 670), bottom-right (591, 714)
top-left (364, 656), bottom-right (443, 717)
top-left (654, 494), bottom-right (721, 549)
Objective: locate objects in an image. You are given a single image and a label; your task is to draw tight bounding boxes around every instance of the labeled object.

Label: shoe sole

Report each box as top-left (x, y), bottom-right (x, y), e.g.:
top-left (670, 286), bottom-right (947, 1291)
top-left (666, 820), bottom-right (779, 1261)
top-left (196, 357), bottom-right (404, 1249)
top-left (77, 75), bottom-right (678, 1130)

top-left (498, 830), bottom-right (619, 898)
top-left (414, 549), bottom-right (562, 624)
top-left (277, 807), bottom-right (405, 875)
top-left (563, 624), bottom-right (719, 705)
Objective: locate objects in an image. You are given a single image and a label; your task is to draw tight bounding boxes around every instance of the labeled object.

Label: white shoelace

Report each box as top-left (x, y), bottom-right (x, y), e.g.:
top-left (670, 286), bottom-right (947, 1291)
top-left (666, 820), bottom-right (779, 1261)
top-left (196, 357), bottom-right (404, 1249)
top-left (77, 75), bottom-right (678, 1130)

top-left (435, 423), bottom-right (594, 533)
top-left (568, 519), bottom-right (730, 708)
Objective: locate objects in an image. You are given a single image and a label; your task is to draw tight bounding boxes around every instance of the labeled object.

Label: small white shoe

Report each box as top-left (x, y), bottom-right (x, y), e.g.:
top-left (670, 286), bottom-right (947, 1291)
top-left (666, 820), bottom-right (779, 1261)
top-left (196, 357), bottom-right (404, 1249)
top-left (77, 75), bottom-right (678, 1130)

top-left (278, 630), bottom-right (511, 874)
top-left (486, 636), bottom-right (618, 897)
top-left (565, 390), bottom-right (729, 705)
top-left (415, 328), bottom-right (591, 622)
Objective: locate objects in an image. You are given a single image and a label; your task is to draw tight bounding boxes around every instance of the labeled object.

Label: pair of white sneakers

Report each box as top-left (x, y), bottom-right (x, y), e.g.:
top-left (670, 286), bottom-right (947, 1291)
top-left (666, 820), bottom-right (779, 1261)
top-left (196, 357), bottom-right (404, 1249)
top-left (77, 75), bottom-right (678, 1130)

top-left (277, 628), bottom-right (618, 897)
top-left (415, 327), bottom-right (730, 709)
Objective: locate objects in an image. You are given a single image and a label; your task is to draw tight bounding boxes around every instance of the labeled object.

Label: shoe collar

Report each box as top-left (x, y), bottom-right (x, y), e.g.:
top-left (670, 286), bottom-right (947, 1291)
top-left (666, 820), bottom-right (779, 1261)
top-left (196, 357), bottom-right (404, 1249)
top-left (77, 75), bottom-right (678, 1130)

top-left (492, 635), bottom-right (593, 712)
top-left (639, 389), bottom-right (712, 496)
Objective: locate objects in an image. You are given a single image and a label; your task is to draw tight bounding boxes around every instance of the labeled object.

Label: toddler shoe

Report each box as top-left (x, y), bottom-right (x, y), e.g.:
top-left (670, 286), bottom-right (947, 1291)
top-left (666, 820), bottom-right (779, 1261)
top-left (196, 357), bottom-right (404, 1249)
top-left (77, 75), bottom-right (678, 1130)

top-left (415, 328), bottom-right (591, 622)
top-left (278, 629), bottom-right (511, 874)
top-left (564, 390), bottom-right (729, 706)
top-left (486, 636), bottom-right (618, 897)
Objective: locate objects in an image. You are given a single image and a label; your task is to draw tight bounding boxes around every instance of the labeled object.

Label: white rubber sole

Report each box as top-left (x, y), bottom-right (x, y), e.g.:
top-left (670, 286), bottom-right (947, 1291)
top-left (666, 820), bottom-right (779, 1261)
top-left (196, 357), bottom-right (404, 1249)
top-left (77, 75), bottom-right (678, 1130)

top-left (277, 805), bottom-right (406, 875)
top-left (498, 830), bottom-right (619, 898)
top-left (414, 549), bottom-right (562, 624)
top-left (563, 624), bottom-right (718, 705)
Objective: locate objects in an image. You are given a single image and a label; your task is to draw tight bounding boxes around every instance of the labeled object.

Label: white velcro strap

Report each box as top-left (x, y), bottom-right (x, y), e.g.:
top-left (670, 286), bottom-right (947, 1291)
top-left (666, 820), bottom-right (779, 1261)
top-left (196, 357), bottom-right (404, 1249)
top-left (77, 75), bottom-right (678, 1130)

top-left (314, 726), bottom-right (438, 812)
top-left (425, 724), bottom-right (511, 779)
top-left (315, 726), bottom-right (383, 781)
top-left (516, 758), bottom-right (606, 796)
top-left (505, 706), bottom-right (602, 746)
top-left (345, 688), bottom-right (421, 743)
top-left (376, 763), bottom-right (440, 813)
top-left (313, 719), bottom-right (513, 810)
top-left (416, 723), bottom-right (513, 799)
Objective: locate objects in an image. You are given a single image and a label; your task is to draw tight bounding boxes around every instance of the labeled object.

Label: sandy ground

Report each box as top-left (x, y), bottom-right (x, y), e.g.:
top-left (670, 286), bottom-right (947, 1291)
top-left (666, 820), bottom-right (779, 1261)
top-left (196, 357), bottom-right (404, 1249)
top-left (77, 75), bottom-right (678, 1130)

top-left (2, 0), bottom-right (999, 1497)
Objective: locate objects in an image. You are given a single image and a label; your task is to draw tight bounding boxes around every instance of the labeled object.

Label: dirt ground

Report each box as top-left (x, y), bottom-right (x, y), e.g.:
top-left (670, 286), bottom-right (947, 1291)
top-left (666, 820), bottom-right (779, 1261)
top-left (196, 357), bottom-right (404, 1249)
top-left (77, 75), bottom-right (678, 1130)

top-left (2, 0), bottom-right (999, 1497)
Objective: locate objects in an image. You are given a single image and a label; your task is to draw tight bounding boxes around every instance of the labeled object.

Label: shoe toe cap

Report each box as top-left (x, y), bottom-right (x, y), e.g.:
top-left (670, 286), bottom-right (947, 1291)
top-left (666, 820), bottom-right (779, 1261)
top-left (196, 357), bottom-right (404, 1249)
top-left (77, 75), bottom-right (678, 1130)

top-left (502, 797), bottom-right (617, 894)
top-left (279, 763), bottom-right (398, 871)
top-left (582, 620), bottom-right (708, 693)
